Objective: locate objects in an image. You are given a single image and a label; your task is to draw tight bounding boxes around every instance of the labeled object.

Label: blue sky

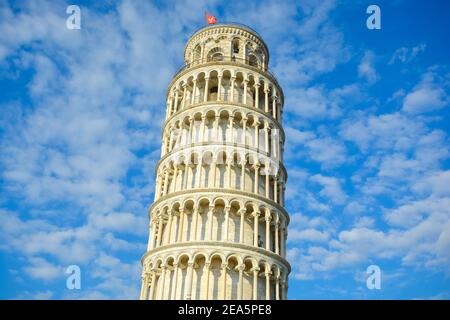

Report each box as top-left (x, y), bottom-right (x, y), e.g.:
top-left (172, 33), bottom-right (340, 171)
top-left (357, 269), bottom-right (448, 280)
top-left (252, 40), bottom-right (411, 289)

top-left (1, 0), bottom-right (449, 299)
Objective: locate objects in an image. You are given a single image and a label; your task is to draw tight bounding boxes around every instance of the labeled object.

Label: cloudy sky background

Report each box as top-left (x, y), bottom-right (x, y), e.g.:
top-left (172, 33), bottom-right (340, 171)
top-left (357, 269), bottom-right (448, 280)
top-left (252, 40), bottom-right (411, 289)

top-left (0, 0), bottom-right (449, 299)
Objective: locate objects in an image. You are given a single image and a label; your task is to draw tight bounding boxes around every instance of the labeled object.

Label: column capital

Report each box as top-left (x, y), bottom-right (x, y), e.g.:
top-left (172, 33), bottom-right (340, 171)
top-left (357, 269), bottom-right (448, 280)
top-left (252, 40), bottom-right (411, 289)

top-left (251, 267), bottom-right (260, 272)
top-left (252, 210), bottom-right (261, 218)
top-left (238, 208), bottom-right (246, 216)
top-left (221, 263), bottom-right (228, 270)
top-left (254, 82), bottom-right (261, 88)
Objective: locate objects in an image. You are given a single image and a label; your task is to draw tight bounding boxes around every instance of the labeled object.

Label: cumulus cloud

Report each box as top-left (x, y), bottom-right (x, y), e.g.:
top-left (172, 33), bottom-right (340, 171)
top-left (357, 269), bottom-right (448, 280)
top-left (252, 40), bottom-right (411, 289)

top-left (402, 72), bottom-right (448, 114)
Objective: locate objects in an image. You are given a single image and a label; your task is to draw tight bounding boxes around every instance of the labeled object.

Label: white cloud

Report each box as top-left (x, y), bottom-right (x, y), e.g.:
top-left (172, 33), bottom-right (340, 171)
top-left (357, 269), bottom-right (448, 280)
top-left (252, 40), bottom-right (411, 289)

top-left (389, 44), bottom-right (426, 64)
top-left (402, 72), bottom-right (448, 114)
top-left (23, 257), bottom-right (63, 281)
top-left (358, 51), bottom-right (378, 84)
top-left (310, 174), bottom-right (347, 205)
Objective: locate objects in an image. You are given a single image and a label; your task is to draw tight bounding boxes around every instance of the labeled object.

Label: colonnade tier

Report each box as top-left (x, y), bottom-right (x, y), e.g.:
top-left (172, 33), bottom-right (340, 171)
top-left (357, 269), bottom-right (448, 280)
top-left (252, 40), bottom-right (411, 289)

top-left (141, 244), bottom-right (288, 300)
top-left (153, 147), bottom-right (287, 205)
top-left (164, 65), bottom-right (284, 124)
top-left (160, 104), bottom-right (285, 159)
top-left (146, 190), bottom-right (289, 257)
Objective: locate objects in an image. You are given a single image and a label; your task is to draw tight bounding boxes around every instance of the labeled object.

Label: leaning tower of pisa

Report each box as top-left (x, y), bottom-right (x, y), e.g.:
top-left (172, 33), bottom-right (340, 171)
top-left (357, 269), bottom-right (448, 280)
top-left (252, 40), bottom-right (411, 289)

top-left (140, 23), bottom-right (290, 300)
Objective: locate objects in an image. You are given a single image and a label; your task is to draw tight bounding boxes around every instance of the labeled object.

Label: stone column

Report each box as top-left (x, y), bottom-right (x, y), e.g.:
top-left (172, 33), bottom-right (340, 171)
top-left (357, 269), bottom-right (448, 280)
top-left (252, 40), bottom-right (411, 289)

top-left (156, 215), bottom-right (163, 247)
top-left (254, 121), bottom-right (260, 149)
top-left (253, 164), bottom-right (260, 194)
top-left (181, 84), bottom-right (187, 109)
top-left (264, 86), bottom-right (269, 113)
top-left (281, 280), bottom-right (288, 300)
top-left (217, 75), bottom-right (222, 101)
top-left (239, 209), bottom-right (245, 243)
top-left (228, 115), bottom-right (234, 143)
top-left (223, 206), bottom-right (230, 241)
top-left (149, 270), bottom-right (156, 300)
top-left (254, 83), bottom-right (260, 109)
top-left (226, 160), bottom-right (232, 188)
top-left (243, 79), bottom-right (248, 105)
top-left (203, 77), bottom-right (209, 102)
top-left (265, 167), bottom-right (270, 198)
top-left (185, 262), bottom-right (194, 300)
top-left (230, 76), bottom-right (236, 102)
top-left (237, 264), bottom-right (245, 300)
top-left (158, 265), bottom-right (167, 300)
top-left (252, 268), bottom-right (259, 300)
top-left (188, 116), bottom-right (194, 144)
top-left (200, 115), bottom-right (206, 142)
top-left (264, 123), bottom-right (270, 153)
top-left (275, 276), bottom-right (280, 300)
top-left (213, 115), bottom-right (220, 142)
top-left (195, 161), bottom-right (202, 188)
top-left (163, 167), bottom-right (170, 196)
top-left (211, 159), bottom-right (217, 188)
top-left (191, 79), bottom-right (197, 104)
top-left (221, 263), bottom-right (228, 300)
top-left (240, 161), bottom-right (246, 191)
top-left (265, 271), bottom-right (271, 300)
top-left (265, 214), bottom-right (271, 251)
top-left (149, 219), bottom-right (157, 250)
top-left (171, 165), bottom-right (178, 193)
top-left (241, 117), bottom-right (247, 145)
top-left (204, 262), bottom-right (211, 299)
top-left (275, 219), bottom-right (280, 255)
top-left (164, 210), bottom-right (173, 245)
top-left (253, 211), bottom-right (260, 247)
top-left (171, 263), bottom-right (179, 300)
top-left (174, 89), bottom-right (179, 113)
top-left (141, 273), bottom-right (149, 300)
top-left (274, 175), bottom-right (278, 203)
top-left (207, 205), bottom-right (214, 240)
top-left (272, 95), bottom-right (277, 119)
top-left (177, 209), bottom-right (185, 242)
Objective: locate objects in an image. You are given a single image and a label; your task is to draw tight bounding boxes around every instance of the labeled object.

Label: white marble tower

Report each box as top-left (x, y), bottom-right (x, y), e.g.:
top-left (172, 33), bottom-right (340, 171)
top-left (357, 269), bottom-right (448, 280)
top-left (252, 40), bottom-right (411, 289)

top-left (140, 23), bottom-right (290, 300)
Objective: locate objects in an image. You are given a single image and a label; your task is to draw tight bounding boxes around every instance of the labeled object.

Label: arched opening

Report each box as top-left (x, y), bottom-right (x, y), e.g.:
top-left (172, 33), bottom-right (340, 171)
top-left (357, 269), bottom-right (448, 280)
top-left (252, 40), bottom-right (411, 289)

top-left (207, 47), bottom-right (224, 62)
top-left (248, 54), bottom-right (259, 67)
top-left (193, 44), bottom-right (202, 63)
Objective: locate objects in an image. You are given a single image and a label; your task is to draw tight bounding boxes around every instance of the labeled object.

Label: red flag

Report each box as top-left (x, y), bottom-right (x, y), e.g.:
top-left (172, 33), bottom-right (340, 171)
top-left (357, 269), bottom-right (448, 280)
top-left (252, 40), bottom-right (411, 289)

top-left (206, 14), bottom-right (217, 25)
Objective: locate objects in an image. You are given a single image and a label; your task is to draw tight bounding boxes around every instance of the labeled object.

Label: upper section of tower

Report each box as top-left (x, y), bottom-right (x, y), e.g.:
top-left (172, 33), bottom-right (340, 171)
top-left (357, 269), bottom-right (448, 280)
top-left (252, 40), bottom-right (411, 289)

top-left (183, 23), bottom-right (270, 71)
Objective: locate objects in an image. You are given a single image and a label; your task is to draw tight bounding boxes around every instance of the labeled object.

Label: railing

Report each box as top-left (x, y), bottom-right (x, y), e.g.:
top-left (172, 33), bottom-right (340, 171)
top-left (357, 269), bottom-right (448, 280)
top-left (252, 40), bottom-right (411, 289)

top-left (189, 22), bottom-right (265, 43)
